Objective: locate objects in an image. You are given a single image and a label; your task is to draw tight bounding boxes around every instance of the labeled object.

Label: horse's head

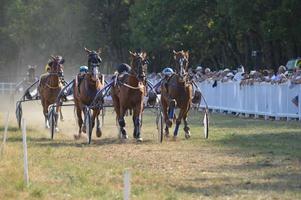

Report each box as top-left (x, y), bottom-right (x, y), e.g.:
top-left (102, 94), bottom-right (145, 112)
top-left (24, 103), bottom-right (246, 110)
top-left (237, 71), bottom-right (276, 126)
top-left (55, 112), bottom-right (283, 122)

top-left (85, 47), bottom-right (102, 81)
top-left (48, 55), bottom-right (64, 77)
top-left (173, 50), bottom-right (189, 78)
top-left (129, 51), bottom-right (148, 81)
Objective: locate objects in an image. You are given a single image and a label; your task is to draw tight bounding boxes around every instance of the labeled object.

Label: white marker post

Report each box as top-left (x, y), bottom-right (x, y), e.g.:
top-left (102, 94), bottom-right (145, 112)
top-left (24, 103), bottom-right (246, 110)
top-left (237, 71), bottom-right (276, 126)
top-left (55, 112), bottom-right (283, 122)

top-left (123, 169), bottom-right (131, 200)
top-left (0, 112), bottom-right (9, 155)
top-left (22, 118), bottom-right (29, 186)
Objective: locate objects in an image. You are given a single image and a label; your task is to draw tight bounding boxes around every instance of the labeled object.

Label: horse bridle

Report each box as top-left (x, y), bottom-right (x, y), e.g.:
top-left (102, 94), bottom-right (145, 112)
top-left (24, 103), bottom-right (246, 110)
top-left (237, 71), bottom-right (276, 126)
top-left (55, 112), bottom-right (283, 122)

top-left (88, 52), bottom-right (102, 78)
top-left (177, 56), bottom-right (189, 82)
top-left (131, 55), bottom-right (148, 81)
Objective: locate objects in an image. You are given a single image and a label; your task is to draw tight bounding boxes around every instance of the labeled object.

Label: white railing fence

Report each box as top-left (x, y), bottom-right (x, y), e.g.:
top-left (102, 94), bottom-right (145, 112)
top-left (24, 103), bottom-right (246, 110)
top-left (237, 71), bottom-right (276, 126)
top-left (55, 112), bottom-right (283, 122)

top-left (197, 81), bottom-right (301, 120)
top-left (2, 80), bottom-right (301, 120)
top-left (0, 82), bottom-right (17, 94)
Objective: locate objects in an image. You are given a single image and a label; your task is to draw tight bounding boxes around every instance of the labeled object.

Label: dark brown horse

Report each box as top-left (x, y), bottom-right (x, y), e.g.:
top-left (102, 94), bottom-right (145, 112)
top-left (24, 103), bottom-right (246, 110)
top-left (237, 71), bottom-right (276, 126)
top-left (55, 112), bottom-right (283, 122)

top-left (161, 50), bottom-right (193, 140)
top-left (38, 56), bottom-right (65, 130)
top-left (73, 48), bottom-right (104, 140)
top-left (111, 51), bottom-right (148, 142)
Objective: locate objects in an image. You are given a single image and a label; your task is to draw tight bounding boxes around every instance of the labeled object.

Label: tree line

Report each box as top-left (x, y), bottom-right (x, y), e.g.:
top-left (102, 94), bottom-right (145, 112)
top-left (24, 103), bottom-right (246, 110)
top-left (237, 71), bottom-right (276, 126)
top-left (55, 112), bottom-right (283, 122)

top-left (0, 0), bottom-right (300, 81)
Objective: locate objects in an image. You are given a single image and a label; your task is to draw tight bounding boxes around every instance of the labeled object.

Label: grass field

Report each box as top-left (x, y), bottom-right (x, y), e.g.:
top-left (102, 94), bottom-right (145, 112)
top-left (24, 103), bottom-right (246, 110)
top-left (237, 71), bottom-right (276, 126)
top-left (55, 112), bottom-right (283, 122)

top-left (0, 101), bottom-right (301, 200)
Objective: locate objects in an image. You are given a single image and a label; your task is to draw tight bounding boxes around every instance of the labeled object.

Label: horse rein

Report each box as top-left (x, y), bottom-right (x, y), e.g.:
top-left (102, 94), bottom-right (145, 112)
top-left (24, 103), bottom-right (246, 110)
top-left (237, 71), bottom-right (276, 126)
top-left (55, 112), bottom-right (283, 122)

top-left (119, 81), bottom-right (144, 90)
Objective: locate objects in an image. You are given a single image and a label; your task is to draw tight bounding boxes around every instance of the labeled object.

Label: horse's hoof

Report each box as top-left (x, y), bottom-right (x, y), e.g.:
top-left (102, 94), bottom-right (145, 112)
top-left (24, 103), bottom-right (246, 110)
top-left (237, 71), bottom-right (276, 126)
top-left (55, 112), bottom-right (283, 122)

top-left (82, 126), bottom-right (86, 133)
top-left (55, 127), bottom-right (60, 132)
top-left (74, 134), bottom-right (81, 140)
top-left (136, 137), bottom-right (143, 142)
top-left (96, 128), bottom-right (102, 138)
top-left (122, 134), bottom-right (128, 140)
top-left (185, 132), bottom-right (191, 139)
top-left (45, 124), bottom-right (50, 129)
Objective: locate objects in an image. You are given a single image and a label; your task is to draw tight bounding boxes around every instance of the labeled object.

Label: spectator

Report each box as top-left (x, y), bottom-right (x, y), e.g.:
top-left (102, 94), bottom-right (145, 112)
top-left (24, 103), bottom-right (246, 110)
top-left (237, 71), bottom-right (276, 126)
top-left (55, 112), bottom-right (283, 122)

top-left (271, 65), bottom-right (288, 84)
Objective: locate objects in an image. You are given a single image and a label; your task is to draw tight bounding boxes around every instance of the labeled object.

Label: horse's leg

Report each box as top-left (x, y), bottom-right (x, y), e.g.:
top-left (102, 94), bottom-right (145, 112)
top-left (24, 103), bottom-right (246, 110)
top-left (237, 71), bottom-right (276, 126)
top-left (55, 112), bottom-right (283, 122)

top-left (43, 100), bottom-right (50, 129)
top-left (132, 103), bottom-right (143, 142)
top-left (173, 107), bottom-right (186, 140)
top-left (112, 93), bottom-right (122, 138)
top-left (161, 98), bottom-right (171, 137)
top-left (53, 104), bottom-right (61, 132)
top-left (92, 109), bottom-right (102, 138)
top-left (96, 114), bottom-right (102, 137)
top-left (118, 105), bottom-right (128, 139)
top-left (183, 104), bottom-right (191, 139)
top-left (132, 115), bottom-right (136, 138)
top-left (74, 104), bottom-right (83, 139)
top-left (59, 106), bottom-right (64, 122)
top-left (41, 99), bottom-right (47, 128)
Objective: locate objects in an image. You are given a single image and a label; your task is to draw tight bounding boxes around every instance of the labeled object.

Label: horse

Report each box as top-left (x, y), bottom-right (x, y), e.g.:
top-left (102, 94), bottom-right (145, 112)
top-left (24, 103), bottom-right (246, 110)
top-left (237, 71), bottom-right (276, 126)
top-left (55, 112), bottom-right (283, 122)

top-left (111, 51), bottom-right (148, 142)
top-left (73, 48), bottom-right (104, 140)
top-left (161, 50), bottom-right (193, 140)
top-left (38, 56), bottom-right (65, 131)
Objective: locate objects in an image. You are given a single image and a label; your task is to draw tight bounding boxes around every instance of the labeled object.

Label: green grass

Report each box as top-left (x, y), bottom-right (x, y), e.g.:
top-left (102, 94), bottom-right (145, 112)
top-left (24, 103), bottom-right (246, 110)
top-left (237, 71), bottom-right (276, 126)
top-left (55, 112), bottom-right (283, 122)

top-left (0, 105), bottom-right (301, 200)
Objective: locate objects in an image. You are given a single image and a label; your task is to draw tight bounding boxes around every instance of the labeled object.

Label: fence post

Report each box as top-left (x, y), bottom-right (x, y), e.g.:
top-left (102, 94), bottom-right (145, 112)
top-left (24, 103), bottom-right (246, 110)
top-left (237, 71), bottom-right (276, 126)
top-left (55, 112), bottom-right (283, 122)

top-left (254, 84), bottom-right (258, 118)
top-left (22, 118), bottom-right (29, 186)
top-left (123, 169), bottom-right (131, 200)
top-left (0, 112), bottom-right (9, 156)
top-left (299, 87), bottom-right (301, 121)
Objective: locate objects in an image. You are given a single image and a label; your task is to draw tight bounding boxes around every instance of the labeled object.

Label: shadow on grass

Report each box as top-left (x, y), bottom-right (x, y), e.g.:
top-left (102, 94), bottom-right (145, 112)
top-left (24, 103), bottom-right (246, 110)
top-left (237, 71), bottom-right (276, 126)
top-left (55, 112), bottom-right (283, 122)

top-left (7, 136), bottom-right (50, 143)
top-left (174, 159), bottom-right (301, 196)
top-left (215, 131), bottom-right (301, 157)
top-left (189, 110), bottom-right (301, 130)
top-left (0, 126), bottom-right (19, 132)
top-left (29, 137), bottom-right (154, 148)
top-left (172, 178), bottom-right (301, 197)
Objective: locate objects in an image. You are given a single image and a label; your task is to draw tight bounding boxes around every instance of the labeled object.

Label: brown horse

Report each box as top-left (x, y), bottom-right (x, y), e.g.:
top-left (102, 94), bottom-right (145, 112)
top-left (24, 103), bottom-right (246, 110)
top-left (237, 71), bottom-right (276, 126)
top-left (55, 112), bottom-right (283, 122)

top-left (111, 51), bottom-right (148, 142)
top-left (38, 56), bottom-right (65, 130)
top-left (161, 50), bottom-right (193, 140)
top-left (73, 48), bottom-right (104, 140)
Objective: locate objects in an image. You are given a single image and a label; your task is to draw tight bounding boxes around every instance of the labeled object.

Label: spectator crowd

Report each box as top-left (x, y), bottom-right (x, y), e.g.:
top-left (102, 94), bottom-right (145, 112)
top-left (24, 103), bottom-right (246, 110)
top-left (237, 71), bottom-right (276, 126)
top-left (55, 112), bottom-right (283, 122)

top-left (146, 64), bottom-right (301, 108)
top-left (147, 65), bottom-right (301, 87)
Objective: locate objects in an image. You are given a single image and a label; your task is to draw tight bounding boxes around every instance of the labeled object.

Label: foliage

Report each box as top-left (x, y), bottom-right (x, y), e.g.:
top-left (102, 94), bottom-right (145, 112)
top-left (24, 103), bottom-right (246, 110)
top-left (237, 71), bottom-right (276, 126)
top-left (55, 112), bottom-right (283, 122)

top-left (0, 0), bottom-right (301, 80)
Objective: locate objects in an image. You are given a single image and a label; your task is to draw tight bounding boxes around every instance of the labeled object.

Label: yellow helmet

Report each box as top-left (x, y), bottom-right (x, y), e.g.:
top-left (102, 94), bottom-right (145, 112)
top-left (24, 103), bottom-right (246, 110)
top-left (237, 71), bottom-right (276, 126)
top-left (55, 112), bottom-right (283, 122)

top-left (45, 64), bottom-right (50, 72)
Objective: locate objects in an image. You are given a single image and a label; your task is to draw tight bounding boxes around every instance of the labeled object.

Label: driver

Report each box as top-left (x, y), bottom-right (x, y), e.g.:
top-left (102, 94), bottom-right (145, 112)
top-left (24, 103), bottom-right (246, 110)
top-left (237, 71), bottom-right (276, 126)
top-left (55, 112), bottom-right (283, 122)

top-left (161, 67), bottom-right (174, 94)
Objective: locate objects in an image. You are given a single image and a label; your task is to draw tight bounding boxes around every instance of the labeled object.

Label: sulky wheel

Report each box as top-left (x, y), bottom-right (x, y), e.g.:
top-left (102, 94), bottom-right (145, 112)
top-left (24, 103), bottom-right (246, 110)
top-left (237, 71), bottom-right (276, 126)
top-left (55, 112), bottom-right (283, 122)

top-left (84, 107), bottom-right (92, 144)
top-left (203, 111), bottom-right (209, 139)
top-left (48, 105), bottom-right (57, 139)
top-left (15, 101), bottom-right (23, 129)
top-left (156, 108), bottom-right (164, 143)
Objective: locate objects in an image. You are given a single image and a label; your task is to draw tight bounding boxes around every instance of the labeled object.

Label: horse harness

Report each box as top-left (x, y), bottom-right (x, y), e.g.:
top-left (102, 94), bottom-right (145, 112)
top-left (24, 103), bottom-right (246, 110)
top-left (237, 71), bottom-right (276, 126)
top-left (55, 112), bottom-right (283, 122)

top-left (76, 72), bottom-right (102, 94)
top-left (113, 70), bottom-right (145, 91)
top-left (39, 72), bottom-right (65, 90)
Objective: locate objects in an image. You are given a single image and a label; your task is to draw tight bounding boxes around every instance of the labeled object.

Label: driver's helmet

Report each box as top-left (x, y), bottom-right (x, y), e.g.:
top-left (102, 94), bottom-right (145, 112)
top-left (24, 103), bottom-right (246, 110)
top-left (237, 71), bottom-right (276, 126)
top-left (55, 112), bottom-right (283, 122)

top-left (79, 65), bottom-right (88, 73)
top-left (162, 67), bottom-right (174, 76)
top-left (45, 64), bottom-right (51, 72)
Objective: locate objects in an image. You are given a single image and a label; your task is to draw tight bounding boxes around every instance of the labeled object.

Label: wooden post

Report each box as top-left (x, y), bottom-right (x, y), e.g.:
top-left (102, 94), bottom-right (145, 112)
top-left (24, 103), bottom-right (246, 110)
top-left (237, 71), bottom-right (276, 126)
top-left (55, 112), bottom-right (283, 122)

top-left (22, 118), bottom-right (29, 186)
